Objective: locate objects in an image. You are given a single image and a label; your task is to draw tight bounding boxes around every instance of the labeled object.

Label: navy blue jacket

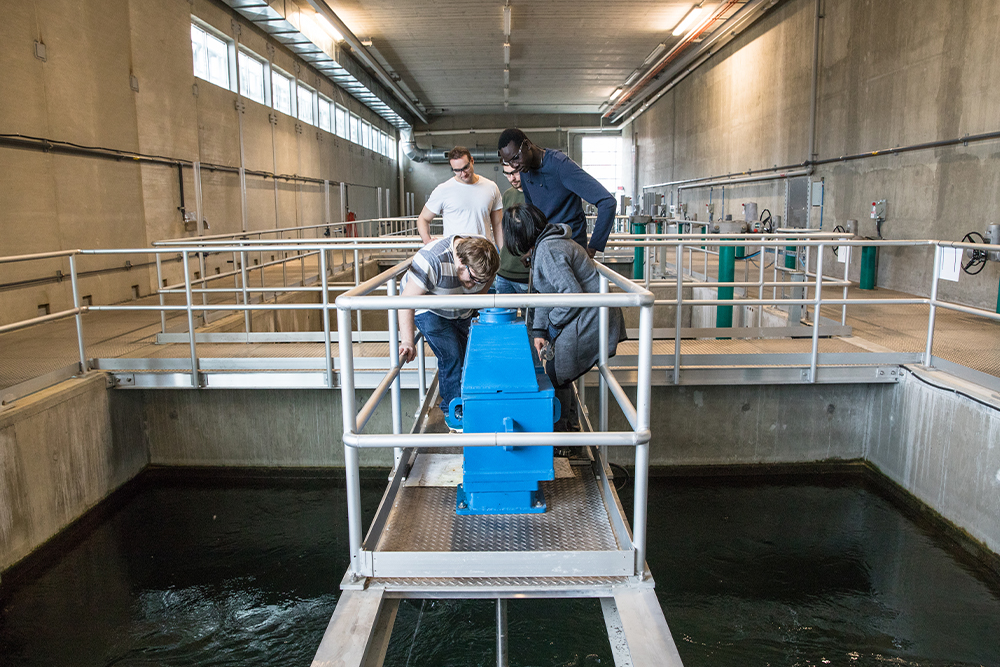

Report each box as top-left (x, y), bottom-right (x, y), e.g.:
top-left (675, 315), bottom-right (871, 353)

top-left (520, 150), bottom-right (616, 252)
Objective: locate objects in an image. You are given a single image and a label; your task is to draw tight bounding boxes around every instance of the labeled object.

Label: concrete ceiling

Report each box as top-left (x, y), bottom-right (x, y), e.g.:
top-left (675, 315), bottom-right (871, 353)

top-left (326, 0), bottom-right (712, 118)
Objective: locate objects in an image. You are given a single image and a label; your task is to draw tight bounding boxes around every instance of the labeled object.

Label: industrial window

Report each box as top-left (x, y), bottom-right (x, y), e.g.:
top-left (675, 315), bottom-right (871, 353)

top-left (318, 96), bottom-right (332, 132)
top-left (191, 23), bottom-right (230, 90)
top-left (297, 84), bottom-right (316, 125)
top-left (580, 135), bottom-right (623, 198)
top-left (349, 113), bottom-right (360, 144)
top-left (335, 105), bottom-right (348, 139)
top-left (271, 68), bottom-right (293, 115)
top-left (361, 120), bottom-right (372, 150)
top-left (237, 50), bottom-right (266, 104)
top-left (377, 130), bottom-right (386, 156)
top-left (384, 132), bottom-right (395, 159)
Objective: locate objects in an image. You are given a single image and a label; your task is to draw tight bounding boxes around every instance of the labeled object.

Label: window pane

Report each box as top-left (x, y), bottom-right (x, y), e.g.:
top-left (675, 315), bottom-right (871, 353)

top-left (581, 135), bottom-right (622, 197)
top-left (272, 71), bottom-right (291, 115)
top-left (362, 121), bottom-right (371, 149)
top-left (349, 114), bottom-right (360, 144)
top-left (238, 51), bottom-right (265, 104)
top-left (318, 98), bottom-right (332, 132)
top-left (191, 25), bottom-right (209, 81)
top-left (297, 85), bottom-right (315, 125)
top-left (206, 32), bottom-right (229, 89)
top-left (335, 106), bottom-right (348, 139)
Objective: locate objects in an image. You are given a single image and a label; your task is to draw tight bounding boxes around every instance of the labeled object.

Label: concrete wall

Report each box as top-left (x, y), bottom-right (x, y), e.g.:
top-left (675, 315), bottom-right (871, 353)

top-left (0, 0), bottom-right (399, 327)
top-left (631, 0), bottom-right (1000, 310)
top-left (4, 361), bottom-right (999, 574)
top-left (0, 374), bottom-right (147, 572)
top-left (111, 387), bottom-right (414, 468)
top-left (868, 368), bottom-right (1000, 556)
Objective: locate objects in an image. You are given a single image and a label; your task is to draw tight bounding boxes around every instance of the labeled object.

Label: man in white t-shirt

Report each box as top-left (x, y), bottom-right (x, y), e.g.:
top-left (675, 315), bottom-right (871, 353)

top-left (416, 146), bottom-right (503, 246)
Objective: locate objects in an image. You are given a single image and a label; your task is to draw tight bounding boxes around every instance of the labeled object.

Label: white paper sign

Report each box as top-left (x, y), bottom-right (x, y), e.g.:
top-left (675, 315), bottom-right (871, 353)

top-left (939, 247), bottom-right (962, 282)
top-left (836, 246), bottom-right (850, 264)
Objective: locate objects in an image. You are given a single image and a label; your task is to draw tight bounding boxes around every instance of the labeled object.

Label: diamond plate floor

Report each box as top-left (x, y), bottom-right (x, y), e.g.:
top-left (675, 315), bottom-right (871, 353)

top-left (376, 465), bottom-right (621, 553)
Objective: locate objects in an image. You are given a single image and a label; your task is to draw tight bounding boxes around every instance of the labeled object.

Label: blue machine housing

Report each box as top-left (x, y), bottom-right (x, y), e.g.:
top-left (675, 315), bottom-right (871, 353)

top-left (448, 308), bottom-right (557, 515)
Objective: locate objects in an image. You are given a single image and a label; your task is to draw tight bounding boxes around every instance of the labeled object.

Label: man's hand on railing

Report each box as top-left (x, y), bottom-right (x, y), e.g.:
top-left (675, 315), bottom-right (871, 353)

top-left (399, 341), bottom-right (417, 364)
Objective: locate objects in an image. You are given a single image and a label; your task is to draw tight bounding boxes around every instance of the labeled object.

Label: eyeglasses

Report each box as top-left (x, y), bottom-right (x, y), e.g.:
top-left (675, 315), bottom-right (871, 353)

top-left (463, 265), bottom-right (486, 285)
top-left (498, 140), bottom-right (527, 167)
top-left (451, 161), bottom-right (473, 174)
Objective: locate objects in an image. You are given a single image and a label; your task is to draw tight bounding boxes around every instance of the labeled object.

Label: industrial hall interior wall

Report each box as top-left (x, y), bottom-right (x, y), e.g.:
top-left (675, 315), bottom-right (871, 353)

top-left (626, 0), bottom-right (1000, 311)
top-left (0, 0), bottom-right (400, 327)
top-left (3, 0), bottom-right (1000, 582)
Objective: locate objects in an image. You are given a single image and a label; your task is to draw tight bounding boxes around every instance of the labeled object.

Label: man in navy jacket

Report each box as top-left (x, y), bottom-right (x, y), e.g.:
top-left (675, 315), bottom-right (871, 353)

top-left (497, 128), bottom-right (616, 258)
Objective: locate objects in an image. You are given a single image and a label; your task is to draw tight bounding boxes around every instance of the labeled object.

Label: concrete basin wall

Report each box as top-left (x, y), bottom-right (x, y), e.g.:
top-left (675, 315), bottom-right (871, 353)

top-left (2, 365), bottom-right (998, 575)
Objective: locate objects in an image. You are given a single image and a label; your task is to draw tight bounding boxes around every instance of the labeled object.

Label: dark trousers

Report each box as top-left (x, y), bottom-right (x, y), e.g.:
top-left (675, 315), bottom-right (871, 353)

top-left (415, 311), bottom-right (471, 413)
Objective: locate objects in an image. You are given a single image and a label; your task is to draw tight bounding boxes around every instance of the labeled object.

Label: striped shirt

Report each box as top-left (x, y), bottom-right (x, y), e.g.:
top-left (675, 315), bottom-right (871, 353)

top-left (402, 236), bottom-right (478, 319)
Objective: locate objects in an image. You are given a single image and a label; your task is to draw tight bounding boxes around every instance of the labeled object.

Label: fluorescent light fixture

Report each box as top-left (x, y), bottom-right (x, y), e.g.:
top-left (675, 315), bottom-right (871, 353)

top-left (609, 87), bottom-right (623, 101)
top-left (642, 42), bottom-right (668, 67)
top-left (315, 14), bottom-right (344, 42)
top-left (504, 86), bottom-right (509, 103)
top-left (503, 5), bottom-right (511, 36)
top-left (504, 67), bottom-right (510, 86)
top-left (672, 5), bottom-right (705, 37)
top-left (503, 42), bottom-right (510, 66)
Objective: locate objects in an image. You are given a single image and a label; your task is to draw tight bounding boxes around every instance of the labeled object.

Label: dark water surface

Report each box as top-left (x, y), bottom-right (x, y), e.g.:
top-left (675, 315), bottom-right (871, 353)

top-left (1, 470), bottom-right (998, 667)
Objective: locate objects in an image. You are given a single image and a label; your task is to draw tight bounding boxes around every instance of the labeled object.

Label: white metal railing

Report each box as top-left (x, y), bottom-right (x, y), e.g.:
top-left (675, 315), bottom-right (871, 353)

top-left (2, 231), bottom-right (999, 404)
top-left (333, 258), bottom-right (656, 578)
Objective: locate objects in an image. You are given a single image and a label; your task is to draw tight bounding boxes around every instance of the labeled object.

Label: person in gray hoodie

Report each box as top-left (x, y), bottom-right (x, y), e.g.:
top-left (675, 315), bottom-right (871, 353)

top-left (501, 203), bottom-right (626, 430)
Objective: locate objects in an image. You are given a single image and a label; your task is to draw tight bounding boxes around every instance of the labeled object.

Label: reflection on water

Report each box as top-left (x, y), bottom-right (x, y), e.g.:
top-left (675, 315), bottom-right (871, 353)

top-left (1, 471), bottom-right (998, 667)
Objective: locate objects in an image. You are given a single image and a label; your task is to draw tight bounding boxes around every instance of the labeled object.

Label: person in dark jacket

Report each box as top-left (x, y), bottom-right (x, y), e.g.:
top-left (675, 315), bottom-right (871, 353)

top-left (501, 203), bottom-right (626, 430)
top-left (497, 128), bottom-right (617, 258)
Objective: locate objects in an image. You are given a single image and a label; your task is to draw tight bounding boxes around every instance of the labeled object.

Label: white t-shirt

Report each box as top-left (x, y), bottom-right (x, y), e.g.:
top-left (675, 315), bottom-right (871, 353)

top-left (425, 176), bottom-right (503, 239)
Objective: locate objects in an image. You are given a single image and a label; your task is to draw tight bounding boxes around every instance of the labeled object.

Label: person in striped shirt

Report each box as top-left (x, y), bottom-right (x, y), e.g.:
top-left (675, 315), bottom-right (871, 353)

top-left (398, 235), bottom-right (500, 417)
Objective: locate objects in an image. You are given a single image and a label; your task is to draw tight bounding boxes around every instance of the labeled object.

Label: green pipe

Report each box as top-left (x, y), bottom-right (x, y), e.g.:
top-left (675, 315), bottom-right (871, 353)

top-left (632, 221), bottom-right (645, 280)
top-left (784, 246), bottom-right (797, 269)
top-left (860, 245), bottom-right (878, 290)
top-left (717, 243), bottom-right (736, 331)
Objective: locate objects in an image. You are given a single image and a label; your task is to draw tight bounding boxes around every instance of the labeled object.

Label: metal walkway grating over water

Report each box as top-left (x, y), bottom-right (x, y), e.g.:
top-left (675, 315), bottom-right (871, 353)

top-left (377, 467), bottom-right (620, 554)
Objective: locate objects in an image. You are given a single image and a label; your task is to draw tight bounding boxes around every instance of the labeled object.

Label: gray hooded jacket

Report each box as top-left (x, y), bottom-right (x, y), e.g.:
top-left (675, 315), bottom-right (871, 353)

top-left (528, 224), bottom-right (626, 386)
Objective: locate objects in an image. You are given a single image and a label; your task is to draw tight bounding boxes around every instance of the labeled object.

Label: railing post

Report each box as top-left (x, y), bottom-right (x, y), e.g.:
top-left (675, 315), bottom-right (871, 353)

top-left (354, 248), bottom-right (363, 337)
top-left (68, 254), bottom-right (87, 375)
top-left (598, 275), bottom-right (609, 435)
top-left (320, 250), bottom-right (334, 388)
top-left (924, 244), bottom-right (942, 367)
top-left (809, 243), bottom-right (824, 383)
top-left (842, 242), bottom-right (850, 326)
top-left (674, 243), bottom-right (683, 385)
top-left (155, 253), bottom-right (167, 335)
top-left (337, 305), bottom-right (363, 578)
top-left (182, 251), bottom-right (200, 388)
top-left (240, 248), bottom-right (251, 333)
top-left (417, 332), bottom-right (427, 412)
top-left (633, 301), bottom-right (654, 578)
top-left (387, 278), bottom-right (403, 467)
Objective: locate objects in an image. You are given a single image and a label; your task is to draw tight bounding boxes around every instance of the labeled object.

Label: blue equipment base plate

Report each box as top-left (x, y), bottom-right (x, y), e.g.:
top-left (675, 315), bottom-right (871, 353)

top-left (455, 483), bottom-right (547, 515)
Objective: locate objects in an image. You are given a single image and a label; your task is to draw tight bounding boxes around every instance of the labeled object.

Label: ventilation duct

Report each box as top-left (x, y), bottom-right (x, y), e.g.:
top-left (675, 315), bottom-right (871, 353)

top-left (401, 128), bottom-right (500, 164)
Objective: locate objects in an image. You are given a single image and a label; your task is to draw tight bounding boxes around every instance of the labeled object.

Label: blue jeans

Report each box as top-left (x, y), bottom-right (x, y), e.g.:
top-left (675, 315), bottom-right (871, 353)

top-left (494, 275), bottom-right (529, 294)
top-left (415, 311), bottom-right (471, 413)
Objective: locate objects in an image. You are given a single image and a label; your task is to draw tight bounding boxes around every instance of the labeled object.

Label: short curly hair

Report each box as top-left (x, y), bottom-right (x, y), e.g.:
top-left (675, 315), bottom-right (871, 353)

top-left (454, 236), bottom-right (500, 280)
top-left (497, 128), bottom-right (528, 152)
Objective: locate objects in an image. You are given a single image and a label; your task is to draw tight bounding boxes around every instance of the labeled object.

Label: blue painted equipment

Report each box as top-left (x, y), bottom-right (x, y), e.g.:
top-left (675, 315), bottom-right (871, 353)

top-left (447, 308), bottom-right (558, 514)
